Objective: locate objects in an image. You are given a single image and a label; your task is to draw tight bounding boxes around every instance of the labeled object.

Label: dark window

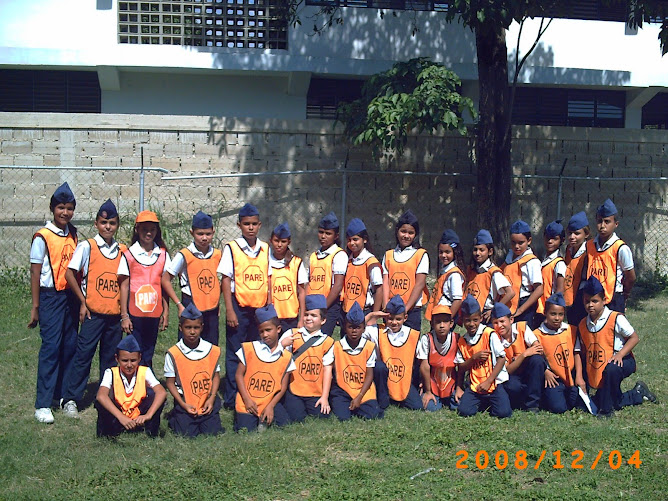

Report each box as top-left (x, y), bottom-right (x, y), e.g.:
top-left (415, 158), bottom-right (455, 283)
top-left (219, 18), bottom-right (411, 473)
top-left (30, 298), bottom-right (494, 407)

top-left (642, 92), bottom-right (668, 129)
top-left (0, 70), bottom-right (101, 113)
top-left (306, 78), bottom-right (364, 119)
top-left (512, 87), bottom-right (625, 128)
top-left (305, 1), bottom-right (448, 11)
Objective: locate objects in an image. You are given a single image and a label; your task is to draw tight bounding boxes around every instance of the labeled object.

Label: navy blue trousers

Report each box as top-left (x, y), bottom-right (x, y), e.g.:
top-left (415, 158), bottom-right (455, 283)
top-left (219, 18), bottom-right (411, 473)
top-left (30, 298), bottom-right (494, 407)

top-left (130, 315), bottom-right (160, 370)
top-left (504, 355), bottom-right (545, 410)
top-left (593, 355), bottom-right (642, 415)
top-left (234, 402), bottom-right (291, 432)
top-left (179, 294), bottom-right (220, 346)
top-left (321, 301), bottom-right (341, 336)
top-left (330, 384), bottom-right (382, 421)
top-left (96, 387), bottom-right (164, 437)
top-left (543, 380), bottom-right (580, 414)
top-left (168, 395), bottom-right (224, 437)
top-left (424, 393), bottom-right (459, 412)
top-left (514, 296), bottom-right (536, 326)
top-left (280, 316), bottom-right (299, 333)
top-left (283, 388), bottom-right (331, 422)
top-left (35, 289), bottom-right (78, 408)
top-left (373, 360), bottom-right (423, 410)
top-left (567, 288), bottom-right (587, 326)
top-left (223, 296), bottom-right (259, 408)
top-left (62, 312), bottom-right (122, 403)
top-left (458, 384), bottom-right (512, 418)
top-left (404, 307), bottom-right (422, 331)
top-left (607, 292), bottom-right (626, 314)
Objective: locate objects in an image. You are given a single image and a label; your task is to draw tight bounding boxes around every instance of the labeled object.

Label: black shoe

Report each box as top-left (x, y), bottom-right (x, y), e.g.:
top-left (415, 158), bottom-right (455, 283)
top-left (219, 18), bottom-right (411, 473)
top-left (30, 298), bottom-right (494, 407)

top-left (633, 380), bottom-right (657, 403)
top-left (596, 411), bottom-right (614, 420)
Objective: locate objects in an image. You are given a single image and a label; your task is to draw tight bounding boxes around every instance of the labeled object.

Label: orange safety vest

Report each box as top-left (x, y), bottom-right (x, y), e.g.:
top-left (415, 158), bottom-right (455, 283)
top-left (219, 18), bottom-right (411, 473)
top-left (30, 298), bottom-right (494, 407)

top-left (425, 266), bottom-right (464, 321)
top-left (229, 240), bottom-right (269, 308)
top-left (585, 239), bottom-right (624, 305)
top-left (427, 331), bottom-right (458, 398)
top-left (333, 339), bottom-right (377, 403)
top-left (289, 331), bottom-right (335, 397)
top-left (125, 249), bottom-right (166, 318)
top-left (235, 342), bottom-right (292, 415)
top-left (579, 312), bottom-right (620, 389)
top-left (536, 256), bottom-right (564, 314)
top-left (465, 264), bottom-right (503, 312)
top-left (342, 255), bottom-right (380, 312)
top-left (167, 343), bottom-right (221, 412)
top-left (271, 255), bottom-right (302, 319)
top-left (564, 248), bottom-right (587, 307)
top-left (111, 366), bottom-right (148, 419)
top-left (308, 247), bottom-right (345, 297)
top-left (181, 248), bottom-right (222, 312)
top-left (85, 239), bottom-right (126, 315)
top-left (535, 325), bottom-right (577, 386)
top-left (33, 226), bottom-right (78, 291)
top-left (384, 248), bottom-right (428, 306)
top-left (502, 321), bottom-right (528, 362)
top-left (501, 253), bottom-right (539, 312)
top-left (378, 327), bottom-right (420, 401)
top-left (457, 327), bottom-right (498, 394)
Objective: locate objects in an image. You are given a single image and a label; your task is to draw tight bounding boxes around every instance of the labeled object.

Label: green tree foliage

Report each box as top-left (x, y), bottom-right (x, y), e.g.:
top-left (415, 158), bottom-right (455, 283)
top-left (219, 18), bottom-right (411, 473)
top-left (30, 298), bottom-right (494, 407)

top-left (337, 58), bottom-right (476, 158)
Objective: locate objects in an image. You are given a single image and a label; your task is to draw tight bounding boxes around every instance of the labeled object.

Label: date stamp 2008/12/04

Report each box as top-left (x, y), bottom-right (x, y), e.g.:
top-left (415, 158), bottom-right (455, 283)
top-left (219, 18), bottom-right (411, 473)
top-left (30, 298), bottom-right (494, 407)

top-left (455, 450), bottom-right (642, 470)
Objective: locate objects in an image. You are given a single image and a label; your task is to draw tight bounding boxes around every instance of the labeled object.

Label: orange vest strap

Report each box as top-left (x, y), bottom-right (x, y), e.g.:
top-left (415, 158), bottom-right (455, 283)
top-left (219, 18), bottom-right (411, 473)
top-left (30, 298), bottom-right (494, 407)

top-left (235, 343), bottom-right (292, 415)
top-left (425, 267), bottom-right (464, 321)
top-left (85, 240), bottom-right (126, 315)
top-left (230, 241), bottom-right (269, 308)
top-left (537, 256), bottom-right (564, 314)
top-left (586, 239), bottom-right (623, 304)
top-left (535, 326), bottom-right (577, 385)
top-left (501, 254), bottom-right (538, 312)
top-left (465, 265), bottom-right (502, 311)
top-left (333, 340), bottom-right (377, 403)
top-left (578, 312), bottom-right (618, 389)
top-left (564, 251), bottom-right (587, 307)
top-left (168, 344), bottom-right (220, 411)
top-left (378, 328), bottom-right (420, 402)
top-left (384, 248), bottom-right (427, 305)
top-left (289, 333), bottom-right (335, 397)
top-left (427, 331), bottom-right (458, 397)
top-left (125, 249), bottom-right (166, 318)
top-left (308, 248), bottom-right (344, 297)
top-left (271, 255), bottom-right (302, 319)
top-left (342, 256), bottom-right (380, 312)
top-left (181, 247), bottom-right (222, 312)
top-left (111, 365), bottom-right (148, 419)
top-left (457, 327), bottom-right (497, 394)
top-left (34, 227), bottom-right (78, 291)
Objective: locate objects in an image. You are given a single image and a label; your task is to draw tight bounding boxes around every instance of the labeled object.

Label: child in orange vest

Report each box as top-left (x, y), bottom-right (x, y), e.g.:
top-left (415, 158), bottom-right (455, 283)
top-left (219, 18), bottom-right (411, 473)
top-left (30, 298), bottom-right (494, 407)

top-left (61, 199), bottom-right (126, 419)
top-left (164, 303), bottom-right (224, 436)
top-left (307, 212), bottom-right (347, 336)
top-left (95, 335), bottom-right (166, 437)
top-left (564, 211), bottom-right (590, 326)
top-left (269, 223), bottom-right (307, 332)
top-left (29, 183), bottom-right (79, 424)
top-left (235, 305), bottom-right (294, 431)
top-left (534, 220), bottom-right (566, 329)
top-left (465, 229), bottom-right (514, 324)
top-left (491, 302), bottom-right (544, 412)
top-left (455, 295), bottom-right (512, 418)
top-left (534, 292), bottom-right (585, 414)
top-left (162, 210), bottom-right (222, 345)
top-left (342, 218), bottom-right (383, 318)
top-left (365, 295), bottom-right (429, 411)
top-left (217, 203), bottom-right (272, 409)
top-left (421, 304), bottom-right (459, 411)
top-left (502, 220), bottom-right (543, 326)
top-left (382, 210), bottom-right (429, 330)
top-left (280, 294), bottom-right (334, 421)
top-left (118, 210), bottom-right (171, 370)
top-left (579, 277), bottom-right (655, 418)
top-left (330, 303), bottom-right (382, 421)
top-left (425, 229), bottom-right (465, 322)
top-left (585, 199), bottom-right (635, 313)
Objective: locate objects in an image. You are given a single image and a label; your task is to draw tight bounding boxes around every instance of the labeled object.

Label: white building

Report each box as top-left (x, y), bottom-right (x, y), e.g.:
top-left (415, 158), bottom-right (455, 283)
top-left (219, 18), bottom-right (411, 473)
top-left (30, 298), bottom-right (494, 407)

top-left (0, 0), bottom-right (666, 128)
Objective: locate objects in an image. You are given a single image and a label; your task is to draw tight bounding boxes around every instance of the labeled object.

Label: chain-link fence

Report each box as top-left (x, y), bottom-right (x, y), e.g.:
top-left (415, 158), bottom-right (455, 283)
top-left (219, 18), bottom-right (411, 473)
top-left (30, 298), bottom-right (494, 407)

top-left (2, 164), bottom-right (666, 277)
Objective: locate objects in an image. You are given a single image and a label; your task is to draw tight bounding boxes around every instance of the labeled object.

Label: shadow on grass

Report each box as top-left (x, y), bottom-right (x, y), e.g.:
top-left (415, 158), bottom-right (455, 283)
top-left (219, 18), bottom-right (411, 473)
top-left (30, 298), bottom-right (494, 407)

top-left (627, 283), bottom-right (668, 311)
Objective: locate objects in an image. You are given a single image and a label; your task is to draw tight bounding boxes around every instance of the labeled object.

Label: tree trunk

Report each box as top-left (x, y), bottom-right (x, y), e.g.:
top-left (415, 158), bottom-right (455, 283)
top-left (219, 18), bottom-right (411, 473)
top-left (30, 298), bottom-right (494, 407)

top-left (475, 23), bottom-right (512, 252)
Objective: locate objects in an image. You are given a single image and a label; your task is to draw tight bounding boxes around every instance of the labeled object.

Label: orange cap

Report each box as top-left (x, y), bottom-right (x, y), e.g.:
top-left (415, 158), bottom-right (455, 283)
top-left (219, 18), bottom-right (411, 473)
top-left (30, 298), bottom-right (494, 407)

top-left (431, 304), bottom-right (452, 316)
top-left (135, 210), bottom-right (160, 223)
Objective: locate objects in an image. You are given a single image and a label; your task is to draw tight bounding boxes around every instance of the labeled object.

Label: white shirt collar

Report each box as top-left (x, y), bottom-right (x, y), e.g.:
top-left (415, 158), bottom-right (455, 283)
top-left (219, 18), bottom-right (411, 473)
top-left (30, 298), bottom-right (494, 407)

top-left (394, 244), bottom-right (416, 253)
top-left (94, 233), bottom-right (118, 251)
top-left (340, 336), bottom-right (366, 353)
top-left (351, 248), bottom-right (373, 264)
top-left (187, 241), bottom-right (214, 258)
top-left (176, 338), bottom-right (208, 355)
top-left (255, 340), bottom-right (284, 356)
top-left (45, 221), bottom-right (69, 236)
top-left (538, 321), bottom-right (570, 335)
top-left (595, 233), bottom-right (620, 251)
top-left (542, 249), bottom-right (562, 265)
top-left (235, 237), bottom-right (262, 254)
top-left (316, 243), bottom-right (341, 258)
top-left (476, 258), bottom-right (494, 273)
top-left (441, 261), bottom-right (457, 274)
top-left (129, 241), bottom-right (162, 257)
top-left (506, 247), bottom-right (534, 264)
top-left (586, 306), bottom-right (612, 331)
top-left (463, 323), bottom-right (486, 344)
top-left (300, 327), bottom-right (325, 340)
top-left (571, 242), bottom-right (587, 259)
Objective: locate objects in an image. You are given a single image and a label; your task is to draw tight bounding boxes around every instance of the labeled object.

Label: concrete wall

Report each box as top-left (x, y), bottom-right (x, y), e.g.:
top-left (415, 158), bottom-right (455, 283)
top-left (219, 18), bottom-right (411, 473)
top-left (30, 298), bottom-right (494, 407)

top-left (0, 112), bottom-right (667, 276)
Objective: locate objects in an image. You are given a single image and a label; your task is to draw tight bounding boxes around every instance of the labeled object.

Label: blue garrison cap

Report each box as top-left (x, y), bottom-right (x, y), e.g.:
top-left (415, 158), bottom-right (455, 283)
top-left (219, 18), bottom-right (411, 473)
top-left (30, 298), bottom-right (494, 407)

top-left (546, 292), bottom-right (566, 308)
top-left (192, 210), bottom-right (213, 229)
top-left (568, 211), bottom-right (589, 232)
top-left (397, 209), bottom-right (419, 228)
top-left (305, 294), bottom-right (327, 311)
top-left (490, 302), bottom-right (512, 319)
top-left (117, 335), bottom-right (141, 353)
top-left (439, 229), bottom-right (460, 247)
top-left (239, 203), bottom-right (259, 218)
top-left (345, 302), bottom-right (365, 326)
top-left (386, 295), bottom-right (406, 315)
top-left (319, 212), bottom-right (339, 230)
top-left (97, 199), bottom-right (118, 220)
top-left (460, 295), bottom-right (481, 316)
top-left (255, 304), bottom-right (278, 325)
top-left (544, 219), bottom-right (565, 239)
top-left (181, 302), bottom-right (203, 320)
top-left (510, 220), bottom-right (531, 235)
top-left (596, 198), bottom-right (618, 218)
top-left (474, 229), bottom-right (493, 246)
top-left (272, 222), bottom-right (291, 239)
top-left (51, 182), bottom-right (76, 207)
top-left (582, 276), bottom-right (605, 297)
top-left (346, 218), bottom-right (366, 238)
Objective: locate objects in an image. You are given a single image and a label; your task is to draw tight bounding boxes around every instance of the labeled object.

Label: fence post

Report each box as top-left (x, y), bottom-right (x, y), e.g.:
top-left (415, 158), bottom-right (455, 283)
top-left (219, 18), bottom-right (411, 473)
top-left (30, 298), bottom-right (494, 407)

top-left (140, 147), bottom-right (145, 211)
top-left (556, 158), bottom-right (567, 220)
top-left (341, 170), bottom-right (347, 234)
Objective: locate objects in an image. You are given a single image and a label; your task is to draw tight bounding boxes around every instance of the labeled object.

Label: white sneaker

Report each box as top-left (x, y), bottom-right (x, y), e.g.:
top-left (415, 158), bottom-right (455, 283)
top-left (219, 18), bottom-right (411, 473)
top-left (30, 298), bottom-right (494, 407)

top-left (62, 400), bottom-right (79, 419)
top-left (35, 407), bottom-right (54, 424)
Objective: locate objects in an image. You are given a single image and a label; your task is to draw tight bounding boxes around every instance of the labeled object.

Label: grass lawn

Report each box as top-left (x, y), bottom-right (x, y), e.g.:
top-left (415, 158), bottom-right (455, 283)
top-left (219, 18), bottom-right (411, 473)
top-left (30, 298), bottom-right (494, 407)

top-left (1, 282), bottom-right (666, 500)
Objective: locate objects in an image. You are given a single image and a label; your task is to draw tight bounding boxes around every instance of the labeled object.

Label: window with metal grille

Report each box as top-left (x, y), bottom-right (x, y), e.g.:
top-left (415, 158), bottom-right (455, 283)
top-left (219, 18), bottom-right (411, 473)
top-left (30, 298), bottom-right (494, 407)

top-left (118, 0), bottom-right (288, 49)
top-left (0, 70), bottom-right (101, 113)
top-left (306, 78), bottom-right (364, 119)
top-left (642, 92), bottom-right (668, 129)
top-left (512, 87), bottom-right (625, 128)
